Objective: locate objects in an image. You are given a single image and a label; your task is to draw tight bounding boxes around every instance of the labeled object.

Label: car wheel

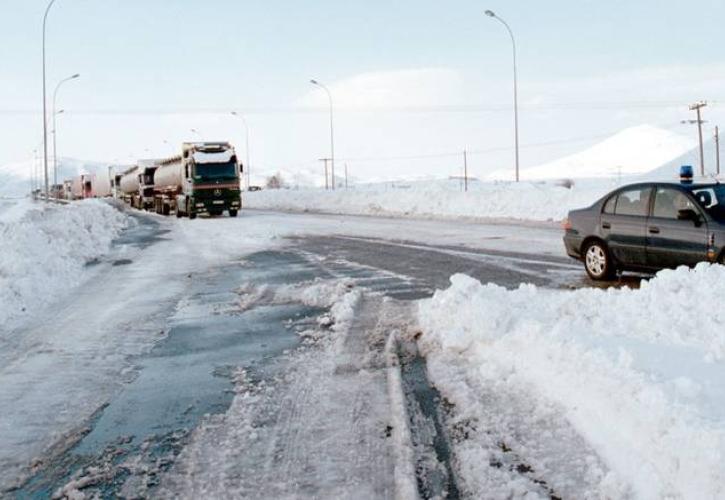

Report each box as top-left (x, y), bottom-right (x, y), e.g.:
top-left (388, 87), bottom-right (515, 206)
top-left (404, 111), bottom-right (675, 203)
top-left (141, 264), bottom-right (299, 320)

top-left (584, 241), bottom-right (615, 281)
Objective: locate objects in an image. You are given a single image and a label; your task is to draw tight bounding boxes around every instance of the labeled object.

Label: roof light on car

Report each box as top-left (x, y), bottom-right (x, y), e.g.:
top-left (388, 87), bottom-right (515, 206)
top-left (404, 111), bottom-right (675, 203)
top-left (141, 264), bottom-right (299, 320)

top-left (680, 165), bottom-right (694, 185)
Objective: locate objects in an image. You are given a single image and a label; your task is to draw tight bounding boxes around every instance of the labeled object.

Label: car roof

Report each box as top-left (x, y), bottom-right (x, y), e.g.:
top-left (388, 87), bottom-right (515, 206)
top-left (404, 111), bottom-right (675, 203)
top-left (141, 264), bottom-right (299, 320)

top-left (613, 181), bottom-right (721, 191)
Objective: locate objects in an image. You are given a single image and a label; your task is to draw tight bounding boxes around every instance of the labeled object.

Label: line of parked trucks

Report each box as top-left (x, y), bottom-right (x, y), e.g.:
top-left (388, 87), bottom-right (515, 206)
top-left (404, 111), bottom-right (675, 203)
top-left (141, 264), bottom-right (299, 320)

top-left (53, 142), bottom-right (242, 219)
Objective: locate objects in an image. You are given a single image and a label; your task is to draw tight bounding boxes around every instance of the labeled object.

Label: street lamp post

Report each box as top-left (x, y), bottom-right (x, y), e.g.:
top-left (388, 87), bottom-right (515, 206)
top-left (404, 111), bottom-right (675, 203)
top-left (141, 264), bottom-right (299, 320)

top-left (485, 9), bottom-right (520, 182)
top-left (230, 111), bottom-right (251, 190)
top-left (310, 79), bottom-right (335, 190)
top-left (52, 73), bottom-right (79, 186)
top-left (42, 0), bottom-right (59, 201)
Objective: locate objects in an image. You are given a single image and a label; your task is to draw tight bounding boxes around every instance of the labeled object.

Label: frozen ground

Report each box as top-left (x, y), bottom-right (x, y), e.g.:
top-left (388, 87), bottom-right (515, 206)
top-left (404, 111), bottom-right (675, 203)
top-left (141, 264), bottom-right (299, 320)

top-left (0, 203), bottom-right (566, 495)
top-left (418, 266), bottom-right (725, 498)
top-left (7, 200), bottom-right (725, 499)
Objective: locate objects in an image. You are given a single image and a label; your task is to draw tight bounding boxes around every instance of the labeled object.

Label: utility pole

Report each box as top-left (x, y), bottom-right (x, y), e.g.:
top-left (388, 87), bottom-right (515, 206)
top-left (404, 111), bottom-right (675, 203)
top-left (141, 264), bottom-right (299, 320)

top-left (689, 101), bottom-right (708, 176)
top-left (42, 0), bottom-right (59, 202)
top-left (319, 158), bottom-right (329, 190)
top-left (715, 126), bottom-right (721, 176)
top-left (345, 163), bottom-right (348, 189)
top-left (463, 150), bottom-right (469, 192)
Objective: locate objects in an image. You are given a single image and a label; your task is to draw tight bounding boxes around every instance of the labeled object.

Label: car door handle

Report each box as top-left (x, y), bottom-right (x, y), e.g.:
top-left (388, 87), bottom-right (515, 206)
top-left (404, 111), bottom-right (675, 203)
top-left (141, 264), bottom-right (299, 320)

top-left (602, 222), bottom-right (611, 230)
top-left (649, 227), bottom-right (660, 234)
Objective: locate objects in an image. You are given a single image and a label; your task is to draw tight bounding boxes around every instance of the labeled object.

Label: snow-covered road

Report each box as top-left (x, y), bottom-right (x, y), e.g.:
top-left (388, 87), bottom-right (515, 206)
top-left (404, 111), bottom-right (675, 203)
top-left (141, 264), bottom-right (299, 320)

top-left (6, 202), bottom-right (720, 499)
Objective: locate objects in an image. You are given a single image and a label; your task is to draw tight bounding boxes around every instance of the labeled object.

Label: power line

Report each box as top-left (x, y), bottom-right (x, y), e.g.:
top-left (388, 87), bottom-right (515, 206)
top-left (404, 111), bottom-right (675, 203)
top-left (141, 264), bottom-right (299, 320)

top-left (1, 100), bottom-right (722, 116)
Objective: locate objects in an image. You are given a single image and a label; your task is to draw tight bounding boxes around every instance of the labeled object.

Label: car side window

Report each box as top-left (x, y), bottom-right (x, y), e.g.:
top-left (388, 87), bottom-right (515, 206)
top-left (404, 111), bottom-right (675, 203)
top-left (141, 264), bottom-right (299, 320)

top-left (652, 188), bottom-right (697, 219)
top-left (614, 187), bottom-right (650, 217)
top-left (603, 195), bottom-right (617, 214)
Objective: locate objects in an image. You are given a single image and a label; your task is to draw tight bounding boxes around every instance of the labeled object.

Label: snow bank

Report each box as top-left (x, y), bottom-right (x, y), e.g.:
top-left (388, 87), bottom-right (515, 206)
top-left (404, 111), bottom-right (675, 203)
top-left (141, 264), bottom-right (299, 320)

top-left (418, 265), bottom-right (725, 499)
top-left (0, 199), bottom-right (127, 328)
top-left (246, 181), bottom-right (613, 222)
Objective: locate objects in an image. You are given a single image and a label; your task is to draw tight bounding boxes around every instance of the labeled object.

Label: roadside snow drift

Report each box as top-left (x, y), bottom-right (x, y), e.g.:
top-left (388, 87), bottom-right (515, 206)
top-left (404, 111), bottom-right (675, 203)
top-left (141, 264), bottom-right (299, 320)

top-left (0, 200), bottom-right (127, 328)
top-left (418, 265), bottom-right (725, 499)
top-left (246, 181), bottom-right (613, 222)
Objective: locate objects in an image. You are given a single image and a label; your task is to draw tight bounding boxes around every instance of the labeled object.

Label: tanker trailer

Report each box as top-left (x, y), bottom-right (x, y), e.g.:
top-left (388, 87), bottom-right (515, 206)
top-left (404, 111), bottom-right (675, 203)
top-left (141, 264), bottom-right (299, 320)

top-left (119, 165), bottom-right (141, 208)
top-left (137, 160), bottom-right (159, 210)
top-left (154, 142), bottom-right (241, 219)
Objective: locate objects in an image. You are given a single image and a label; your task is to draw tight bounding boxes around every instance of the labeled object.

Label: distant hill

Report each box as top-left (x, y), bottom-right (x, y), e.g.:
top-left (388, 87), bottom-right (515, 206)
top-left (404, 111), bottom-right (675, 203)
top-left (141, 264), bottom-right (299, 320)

top-left (489, 125), bottom-right (696, 181)
top-left (641, 137), bottom-right (721, 181)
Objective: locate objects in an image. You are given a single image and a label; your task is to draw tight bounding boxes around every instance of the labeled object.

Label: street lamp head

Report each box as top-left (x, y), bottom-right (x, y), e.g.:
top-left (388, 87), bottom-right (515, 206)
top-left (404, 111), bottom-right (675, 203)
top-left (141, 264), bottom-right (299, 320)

top-left (71, 73), bottom-right (80, 79)
top-left (310, 79), bottom-right (319, 85)
top-left (230, 111), bottom-right (238, 116)
top-left (485, 9), bottom-right (496, 17)
top-left (56, 109), bottom-right (64, 114)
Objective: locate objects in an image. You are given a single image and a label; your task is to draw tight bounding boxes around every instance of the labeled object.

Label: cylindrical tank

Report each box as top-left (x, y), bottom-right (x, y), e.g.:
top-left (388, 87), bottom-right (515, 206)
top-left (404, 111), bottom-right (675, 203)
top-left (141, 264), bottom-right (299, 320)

top-left (71, 176), bottom-right (84, 199)
top-left (120, 167), bottom-right (140, 194)
top-left (94, 167), bottom-right (113, 198)
top-left (154, 160), bottom-right (184, 191)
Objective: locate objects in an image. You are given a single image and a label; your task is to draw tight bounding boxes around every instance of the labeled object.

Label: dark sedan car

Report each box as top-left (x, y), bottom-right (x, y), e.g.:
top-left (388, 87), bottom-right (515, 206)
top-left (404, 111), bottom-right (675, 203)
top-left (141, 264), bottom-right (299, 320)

top-left (563, 181), bottom-right (725, 280)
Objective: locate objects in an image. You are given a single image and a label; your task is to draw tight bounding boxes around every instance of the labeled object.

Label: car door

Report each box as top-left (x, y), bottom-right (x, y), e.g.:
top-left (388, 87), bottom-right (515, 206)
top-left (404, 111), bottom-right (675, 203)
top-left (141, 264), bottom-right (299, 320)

top-left (646, 186), bottom-right (709, 268)
top-left (600, 186), bottom-right (650, 266)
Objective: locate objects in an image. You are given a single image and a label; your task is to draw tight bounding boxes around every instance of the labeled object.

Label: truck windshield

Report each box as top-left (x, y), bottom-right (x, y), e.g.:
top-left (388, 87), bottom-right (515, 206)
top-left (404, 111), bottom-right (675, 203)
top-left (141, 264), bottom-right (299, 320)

top-left (690, 185), bottom-right (725, 222)
top-left (194, 161), bottom-right (237, 180)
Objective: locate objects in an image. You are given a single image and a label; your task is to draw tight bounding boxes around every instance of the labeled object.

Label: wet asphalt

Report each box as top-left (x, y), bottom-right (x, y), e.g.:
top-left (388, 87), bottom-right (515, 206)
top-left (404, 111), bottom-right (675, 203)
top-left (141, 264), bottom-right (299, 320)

top-left (9, 212), bottom-right (631, 499)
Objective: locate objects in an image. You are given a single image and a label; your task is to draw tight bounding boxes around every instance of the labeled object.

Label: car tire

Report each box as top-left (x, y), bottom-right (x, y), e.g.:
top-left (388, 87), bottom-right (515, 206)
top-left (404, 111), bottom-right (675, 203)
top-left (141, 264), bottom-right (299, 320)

top-left (583, 240), bottom-right (615, 281)
top-left (229, 209), bottom-right (238, 217)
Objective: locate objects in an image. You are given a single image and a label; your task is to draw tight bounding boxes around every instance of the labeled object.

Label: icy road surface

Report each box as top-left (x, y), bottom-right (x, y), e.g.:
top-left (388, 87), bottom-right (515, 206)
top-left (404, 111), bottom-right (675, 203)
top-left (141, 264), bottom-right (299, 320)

top-left (1, 207), bottom-right (621, 498)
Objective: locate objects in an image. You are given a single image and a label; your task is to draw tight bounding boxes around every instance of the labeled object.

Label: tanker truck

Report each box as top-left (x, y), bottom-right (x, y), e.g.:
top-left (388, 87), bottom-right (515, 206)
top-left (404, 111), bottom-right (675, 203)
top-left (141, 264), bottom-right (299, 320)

top-left (119, 165), bottom-right (141, 208)
top-left (137, 160), bottom-right (159, 210)
top-left (153, 142), bottom-right (241, 219)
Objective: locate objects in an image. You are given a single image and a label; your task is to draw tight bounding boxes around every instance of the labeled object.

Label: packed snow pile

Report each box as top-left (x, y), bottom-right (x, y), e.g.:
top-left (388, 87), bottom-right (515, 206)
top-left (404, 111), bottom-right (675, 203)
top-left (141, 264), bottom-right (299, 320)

top-left (0, 199), bottom-right (127, 328)
top-left (418, 265), bottom-right (725, 498)
top-left (489, 125), bottom-right (696, 181)
top-left (246, 180), bottom-right (614, 222)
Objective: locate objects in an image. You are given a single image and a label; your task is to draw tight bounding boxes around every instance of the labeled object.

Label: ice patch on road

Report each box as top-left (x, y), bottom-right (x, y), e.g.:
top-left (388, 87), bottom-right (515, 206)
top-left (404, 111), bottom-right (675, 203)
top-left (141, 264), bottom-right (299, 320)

top-left (418, 265), bottom-right (725, 499)
top-left (0, 199), bottom-right (127, 329)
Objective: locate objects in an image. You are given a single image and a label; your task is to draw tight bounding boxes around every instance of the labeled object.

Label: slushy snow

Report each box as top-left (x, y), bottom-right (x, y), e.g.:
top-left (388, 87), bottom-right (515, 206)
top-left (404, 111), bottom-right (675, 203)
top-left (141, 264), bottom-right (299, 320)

top-left (418, 265), bottom-right (725, 499)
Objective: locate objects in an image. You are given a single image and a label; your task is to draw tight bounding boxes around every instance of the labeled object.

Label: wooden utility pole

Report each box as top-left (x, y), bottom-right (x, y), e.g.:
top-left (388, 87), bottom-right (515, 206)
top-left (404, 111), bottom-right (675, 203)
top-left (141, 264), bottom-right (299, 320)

top-left (463, 150), bottom-right (468, 192)
top-left (715, 126), bottom-right (721, 176)
top-left (689, 101), bottom-right (708, 176)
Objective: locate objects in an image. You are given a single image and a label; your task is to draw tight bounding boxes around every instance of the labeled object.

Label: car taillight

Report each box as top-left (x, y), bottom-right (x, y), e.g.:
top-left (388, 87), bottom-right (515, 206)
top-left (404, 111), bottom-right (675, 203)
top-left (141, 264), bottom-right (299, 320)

top-left (562, 218), bottom-right (572, 230)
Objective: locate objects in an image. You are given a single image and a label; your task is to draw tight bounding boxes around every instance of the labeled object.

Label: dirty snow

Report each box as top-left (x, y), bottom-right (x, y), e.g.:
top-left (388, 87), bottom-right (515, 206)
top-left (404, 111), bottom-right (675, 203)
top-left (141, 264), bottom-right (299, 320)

top-left (418, 265), bottom-right (725, 499)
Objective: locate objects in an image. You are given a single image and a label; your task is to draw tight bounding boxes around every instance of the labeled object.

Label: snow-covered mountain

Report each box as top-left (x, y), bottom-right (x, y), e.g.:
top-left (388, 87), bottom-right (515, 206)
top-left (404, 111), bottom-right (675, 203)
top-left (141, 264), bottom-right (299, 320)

top-left (641, 137), bottom-right (720, 181)
top-left (490, 125), bottom-right (696, 181)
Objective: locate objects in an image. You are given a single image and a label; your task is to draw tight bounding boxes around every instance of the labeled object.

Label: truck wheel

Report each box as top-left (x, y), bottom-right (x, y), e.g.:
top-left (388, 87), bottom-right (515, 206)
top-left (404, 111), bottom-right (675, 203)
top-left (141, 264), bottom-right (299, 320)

top-left (583, 240), bottom-right (615, 281)
top-left (229, 209), bottom-right (238, 217)
top-left (176, 209), bottom-right (182, 218)
top-left (162, 204), bottom-right (170, 216)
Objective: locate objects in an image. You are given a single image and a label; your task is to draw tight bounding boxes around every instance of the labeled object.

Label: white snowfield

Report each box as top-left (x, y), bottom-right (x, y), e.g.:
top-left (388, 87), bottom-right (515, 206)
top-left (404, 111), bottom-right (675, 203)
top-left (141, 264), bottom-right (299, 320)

top-left (246, 180), bottom-right (614, 223)
top-left (418, 265), bottom-right (725, 499)
top-left (0, 199), bottom-right (127, 328)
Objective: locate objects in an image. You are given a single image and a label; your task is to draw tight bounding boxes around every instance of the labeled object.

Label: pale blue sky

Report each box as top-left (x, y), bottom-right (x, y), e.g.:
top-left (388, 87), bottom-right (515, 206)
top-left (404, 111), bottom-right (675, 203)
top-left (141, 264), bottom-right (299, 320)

top-left (2, 0), bottom-right (725, 180)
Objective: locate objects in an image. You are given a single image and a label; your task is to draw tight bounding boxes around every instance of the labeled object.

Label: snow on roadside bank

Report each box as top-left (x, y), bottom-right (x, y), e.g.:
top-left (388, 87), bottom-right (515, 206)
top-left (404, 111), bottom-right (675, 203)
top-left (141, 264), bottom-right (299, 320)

top-left (0, 200), bottom-right (127, 329)
top-left (418, 265), bottom-right (725, 499)
top-left (245, 181), bottom-right (613, 222)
